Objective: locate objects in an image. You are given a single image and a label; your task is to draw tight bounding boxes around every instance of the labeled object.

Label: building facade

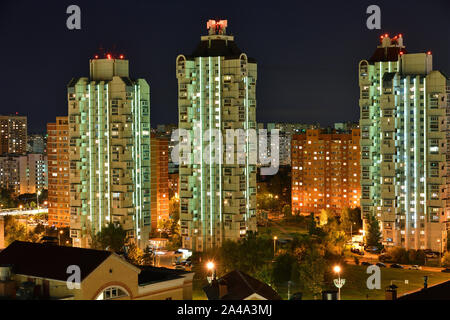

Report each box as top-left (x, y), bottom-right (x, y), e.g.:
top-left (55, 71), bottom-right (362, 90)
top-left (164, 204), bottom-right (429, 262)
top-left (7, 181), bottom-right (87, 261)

top-left (0, 115), bottom-right (27, 155)
top-left (359, 34), bottom-right (449, 251)
top-left (150, 133), bottom-right (170, 230)
top-left (176, 19), bottom-right (257, 251)
top-left (27, 134), bottom-right (46, 154)
top-left (68, 55), bottom-right (151, 248)
top-left (47, 117), bottom-right (70, 227)
top-left (0, 153), bottom-right (47, 196)
top-left (291, 128), bottom-right (361, 216)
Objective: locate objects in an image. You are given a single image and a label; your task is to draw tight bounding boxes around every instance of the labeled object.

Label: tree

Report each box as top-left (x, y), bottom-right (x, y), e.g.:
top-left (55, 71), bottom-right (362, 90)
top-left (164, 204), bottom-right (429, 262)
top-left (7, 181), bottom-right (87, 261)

top-left (307, 213), bottom-right (318, 235)
top-left (282, 205), bottom-right (292, 218)
top-left (4, 216), bottom-right (43, 246)
top-left (272, 253), bottom-right (298, 284)
top-left (366, 214), bottom-right (382, 247)
top-left (91, 223), bottom-right (127, 252)
top-left (0, 188), bottom-right (17, 208)
top-left (442, 252), bottom-right (450, 267)
top-left (341, 207), bottom-right (362, 236)
top-left (126, 242), bottom-right (144, 265)
top-left (296, 241), bottom-right (326, 298)
top-left (254, 264), bottom-right (274, 287)
top-left (143, 246), bottom-right (155, 266)
top-left (219, 234), bottom-right (273, 275)
top-left (386, 247), bottom-right (409, 264)
top-left (319, 209), bottom-right (329, 226)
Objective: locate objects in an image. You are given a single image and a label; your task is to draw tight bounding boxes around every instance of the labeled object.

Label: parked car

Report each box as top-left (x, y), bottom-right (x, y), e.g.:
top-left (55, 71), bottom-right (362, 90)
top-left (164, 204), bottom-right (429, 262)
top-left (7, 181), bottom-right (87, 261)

top-left (351, 248), bottom-right (364, 255)
top-left (408, 265), bottom-right (421, 270)
top-left (441, 268), bottom-right (450, 273)
top-left (361, 262), bottom-right (372, 266)
top-left (390, 263), bottom-right (403, 269)
top-left (175, 265), bottom-right (185, 270)
top-left (365, 246), bottom-right (381, 254)
top-left (379, 254), bottom-right (392, 262)
top-left (376, 262), bottom-right (386, 268)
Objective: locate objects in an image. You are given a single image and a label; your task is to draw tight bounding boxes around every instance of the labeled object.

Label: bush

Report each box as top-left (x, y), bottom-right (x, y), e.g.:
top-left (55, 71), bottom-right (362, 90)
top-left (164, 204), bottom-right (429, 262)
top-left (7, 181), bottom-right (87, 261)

top-left (442, 252), bottom-right (450, 267)
top-left (384, 247), bottom-right (426, 265)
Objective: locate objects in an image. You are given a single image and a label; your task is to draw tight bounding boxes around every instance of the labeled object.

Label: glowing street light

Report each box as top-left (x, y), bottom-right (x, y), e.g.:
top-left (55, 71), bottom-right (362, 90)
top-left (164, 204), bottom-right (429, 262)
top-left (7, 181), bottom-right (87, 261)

top-left (206, 261), bottom-right (215, 270)
top-left (58, 229), bottom-right (64, 246)
top-left (333, 265), bottom-right (345, 300)
top-left (206, 261), bottom-right (216, 283)
top-left (273, 236), bottom-right (278, 257)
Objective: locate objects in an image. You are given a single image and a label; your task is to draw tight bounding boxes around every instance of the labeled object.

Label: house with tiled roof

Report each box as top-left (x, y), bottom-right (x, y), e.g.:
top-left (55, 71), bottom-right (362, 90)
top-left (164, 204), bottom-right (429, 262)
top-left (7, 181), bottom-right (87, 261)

top-left (203, 270), bottom-right (282, 300)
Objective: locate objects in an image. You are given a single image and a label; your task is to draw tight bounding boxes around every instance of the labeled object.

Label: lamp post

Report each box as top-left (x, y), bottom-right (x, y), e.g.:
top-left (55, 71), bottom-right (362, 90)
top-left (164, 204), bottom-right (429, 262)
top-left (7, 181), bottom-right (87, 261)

top-left (273, 236), bottom-right (277, 257)
top-left (58, 229), bottom-right (63, 246)
top-left (36, 190), bottom-right (41, 210)
top-left (206, 261), bottom-right (215, 283)
top-left (438, 239), bottom-right (442, 267)
top-left (333, 265), bottom-right (345, 300)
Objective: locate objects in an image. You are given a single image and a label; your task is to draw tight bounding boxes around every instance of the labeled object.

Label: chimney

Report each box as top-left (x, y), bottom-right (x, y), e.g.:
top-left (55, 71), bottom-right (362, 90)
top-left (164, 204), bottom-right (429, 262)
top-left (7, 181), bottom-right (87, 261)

top-left (218, 281), bottom-right (228, 299)
top-left (423, 276), bottom-right (428, 290)
top-left (385, 284), bottom-right (398, 300)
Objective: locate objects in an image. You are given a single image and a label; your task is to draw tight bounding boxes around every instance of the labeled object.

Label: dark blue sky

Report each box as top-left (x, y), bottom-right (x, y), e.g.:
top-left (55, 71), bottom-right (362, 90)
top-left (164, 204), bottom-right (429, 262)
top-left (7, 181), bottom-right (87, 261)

top-left (0, 0), bottom-right (448, 133)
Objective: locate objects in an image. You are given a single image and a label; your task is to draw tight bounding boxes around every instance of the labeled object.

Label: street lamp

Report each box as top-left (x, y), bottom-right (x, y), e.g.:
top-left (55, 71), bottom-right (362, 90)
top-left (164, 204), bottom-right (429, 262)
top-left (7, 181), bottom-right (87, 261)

top-left (58, 230), bottom-right (64, 246)
top-left (333, 265), bottom-right (345, 300)
top-left (36, 190), bottom-right (41, 209)
top-left (273, 236), bottom-right (278, 257)
top-left (206, 261), bottom-right (216, 283)
top-left (438, 239), bottom-right (443, 267)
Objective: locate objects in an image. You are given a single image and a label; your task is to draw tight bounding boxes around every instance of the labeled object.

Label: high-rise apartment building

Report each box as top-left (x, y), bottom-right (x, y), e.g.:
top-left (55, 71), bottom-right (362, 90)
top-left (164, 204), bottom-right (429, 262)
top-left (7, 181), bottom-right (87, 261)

top-left (68, 55), bottom-right (151, 248)
top-left (176, 19), bottom-right (257, 251)
top-left (262, 123), bottom-right (320, 166)
top-left (27, 134), bottom-right (46, 154)
top-left (47, 117), bottom-right (70, 227)
top-left (0, 153), bottom-right (47, 195)
top-left (151, 133), bottom-right (170, 229)
top-left (359, 34), bottom-right (449, 251)
top-left (0, 115), bottom-right (27, 155)
top-left (291, 128), bottom-right (361, 216)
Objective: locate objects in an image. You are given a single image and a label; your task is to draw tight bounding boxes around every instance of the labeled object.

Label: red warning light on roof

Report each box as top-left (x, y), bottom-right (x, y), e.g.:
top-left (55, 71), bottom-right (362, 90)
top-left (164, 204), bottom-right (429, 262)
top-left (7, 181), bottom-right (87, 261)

top-left (398, 34), bottom-right (402, 37)
top-left (399, 51), bottom-right (404, 55)
top-left (94, 55), bottom-right (99, 59)
top-left (107, 54), bottom-right (112, 60)
top-left (119, 54), bottom-right (124, 59)
top-left (427, 51), bottom-right (432, 55)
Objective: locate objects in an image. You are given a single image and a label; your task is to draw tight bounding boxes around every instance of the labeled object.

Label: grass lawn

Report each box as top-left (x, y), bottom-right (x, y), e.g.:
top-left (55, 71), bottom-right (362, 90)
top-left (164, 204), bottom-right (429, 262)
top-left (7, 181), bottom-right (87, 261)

top-left (326, 264), bottom-right (450, 300)
top-left (192, 264), bottom-right (450, 300)
top-left (192, 278), bottom-right (208, 300)
top-left (263, 264), bottom-right (450, 300)
top-left (258, 220), bottom-right (307, 239)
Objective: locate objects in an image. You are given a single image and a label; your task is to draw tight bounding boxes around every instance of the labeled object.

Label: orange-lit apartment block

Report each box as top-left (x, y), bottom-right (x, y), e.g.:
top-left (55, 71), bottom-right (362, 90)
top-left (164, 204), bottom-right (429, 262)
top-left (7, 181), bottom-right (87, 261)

top-left (47, 117), bottom-right (70, 227)
top-left (151, 134), bottom-right (170, 230)
top-left (291, 128), bottom-right (361, 216)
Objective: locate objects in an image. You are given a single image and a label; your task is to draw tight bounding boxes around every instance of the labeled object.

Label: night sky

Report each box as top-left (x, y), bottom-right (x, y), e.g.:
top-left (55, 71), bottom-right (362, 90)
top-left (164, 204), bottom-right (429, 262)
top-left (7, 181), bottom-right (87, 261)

top-left (0, 0), bottom-right (448, 133)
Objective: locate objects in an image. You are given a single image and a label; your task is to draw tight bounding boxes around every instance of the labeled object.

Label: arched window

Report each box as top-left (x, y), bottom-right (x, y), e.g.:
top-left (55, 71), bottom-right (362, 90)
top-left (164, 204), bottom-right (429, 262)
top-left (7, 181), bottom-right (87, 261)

top-left (96, 286), bottom-right (129, 300)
